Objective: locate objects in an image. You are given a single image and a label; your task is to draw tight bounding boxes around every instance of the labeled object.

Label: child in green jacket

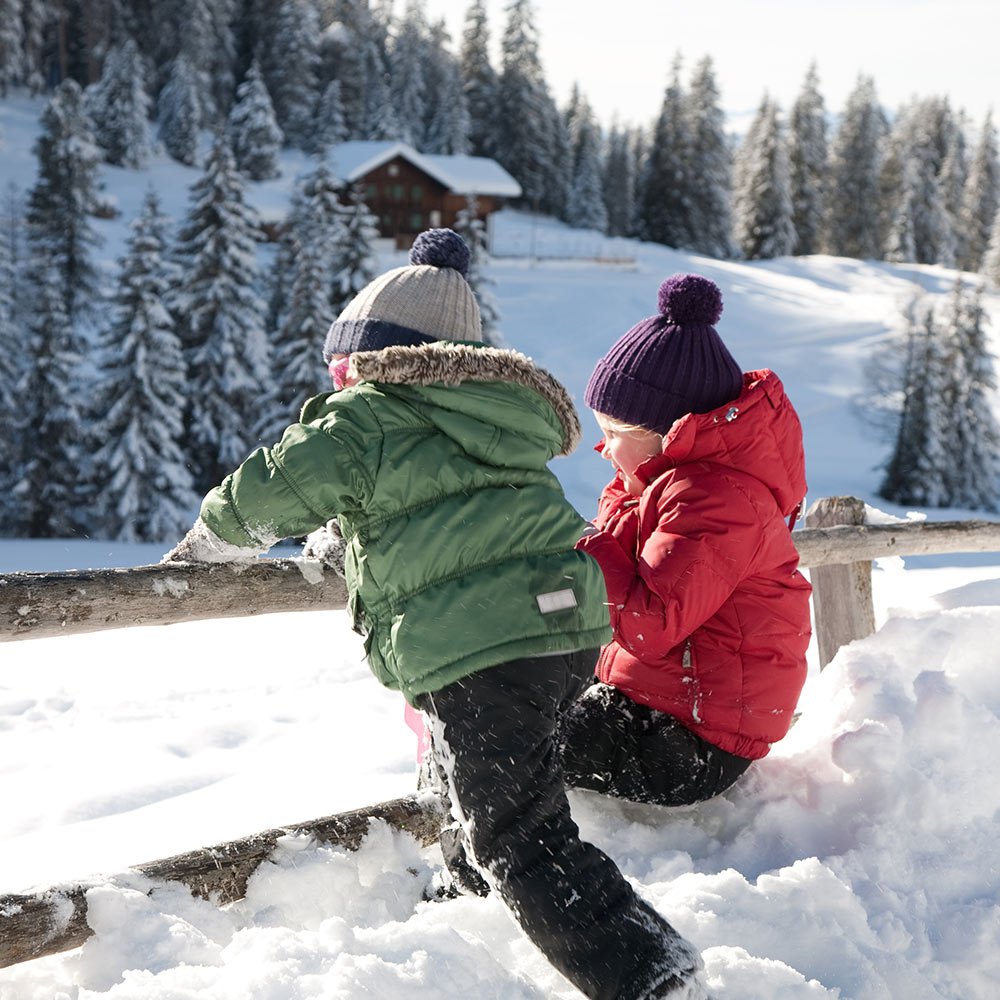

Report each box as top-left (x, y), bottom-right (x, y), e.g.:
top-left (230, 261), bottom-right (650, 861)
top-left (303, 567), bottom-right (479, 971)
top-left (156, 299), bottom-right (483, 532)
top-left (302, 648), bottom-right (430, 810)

top-left (164, 229), bottom-right (705, 1000)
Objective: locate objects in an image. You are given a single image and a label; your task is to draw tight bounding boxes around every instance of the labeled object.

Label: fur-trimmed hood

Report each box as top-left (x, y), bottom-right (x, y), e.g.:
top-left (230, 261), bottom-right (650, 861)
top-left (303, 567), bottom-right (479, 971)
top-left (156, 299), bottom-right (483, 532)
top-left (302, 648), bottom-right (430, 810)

top-left (349, 341), bottom-right (582, 456)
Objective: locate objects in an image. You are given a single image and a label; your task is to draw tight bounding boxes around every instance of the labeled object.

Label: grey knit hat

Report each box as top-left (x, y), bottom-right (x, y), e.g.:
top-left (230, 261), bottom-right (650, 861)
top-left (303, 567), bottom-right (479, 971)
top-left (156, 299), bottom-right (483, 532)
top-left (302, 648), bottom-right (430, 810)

top-left (323, 228), bottom-right (482, 361)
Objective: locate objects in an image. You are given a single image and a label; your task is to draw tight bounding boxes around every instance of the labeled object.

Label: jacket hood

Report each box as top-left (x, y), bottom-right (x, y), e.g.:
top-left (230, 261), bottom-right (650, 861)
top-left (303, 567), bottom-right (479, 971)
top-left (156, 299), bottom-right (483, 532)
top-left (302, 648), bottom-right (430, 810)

top-left (350, 341), bottom-right (583, 458)
top-left (636, 369), bottom-right (807, 518)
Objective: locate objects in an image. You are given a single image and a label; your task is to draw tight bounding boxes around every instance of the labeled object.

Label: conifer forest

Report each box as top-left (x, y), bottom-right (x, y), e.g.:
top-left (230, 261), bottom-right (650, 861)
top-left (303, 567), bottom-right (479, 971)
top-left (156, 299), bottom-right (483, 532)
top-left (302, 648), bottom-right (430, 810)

top-left (1, 0), bottom-right (999, 540)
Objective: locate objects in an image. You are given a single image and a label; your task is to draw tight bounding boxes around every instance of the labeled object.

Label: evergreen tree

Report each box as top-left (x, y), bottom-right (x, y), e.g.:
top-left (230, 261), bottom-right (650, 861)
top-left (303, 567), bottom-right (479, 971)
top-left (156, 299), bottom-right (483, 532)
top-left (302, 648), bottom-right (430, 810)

top-left (637, 57), bottom-right (692, 248)
top-left (984, 207), bottom-right (1000, 287)
top-left (878, 296), bottom-right (951, 507)
top-left (880, 99), bottom-right (955, 266)
top-left (313, 79), bottom-right (348, 152)
top-left (941, 278), bottom-right (1000, 510)
top-left (85, 38), bottom-right (154, 169)
top-left (157, 53), bottom-right (202, 166)
top-left (495, 0), bottom-right (556, 210)
top-left (602, 123), bottom-right (637, 239)
top-left (390, 0), bottom-right (429, 146)
top-left (454, 196), bottom-right (502, 346)
top-left (324, 0), bottom-right (390, 139)
top-left (226, 59), bottom-right (283, 180)
top-left (424, 27), bottom-right (471, 155)
top-left (170, 135), bottom-right (269, 492)
top-left (15, 259), bottom-right (89, 537)
top-left (565, 91), bottom-right (607, 232)
top-left (460, 0), bottom-right (499, 158)
top-left (683, 56), bottom-right (732, 258)
top-left (26, 79), bottom-right (103, 324)
top-left (0, 186), bottom-right (24, 533)
top-left (939, 111), bottom-right (968, 261)
top-left (826, 75), bottom-right (886, 258)
top-left (21, 0), bottom-right (52, 94)
top-left (90, 191), bottom-right (198, 541)
top-left (261, 0), bottom-right (321, 149)
top-left (883, 153), bottom-right (918, 263)
top-left (331, 183), bottom-right (379, 317)
top-left (788, 63), bottom-right (827, 256)
top-left (958, 113), bottom-right (999, 272)
top-left (733, 95), bottom-right (795, 260)
top-left (0, 0), bottom-right (24, 96)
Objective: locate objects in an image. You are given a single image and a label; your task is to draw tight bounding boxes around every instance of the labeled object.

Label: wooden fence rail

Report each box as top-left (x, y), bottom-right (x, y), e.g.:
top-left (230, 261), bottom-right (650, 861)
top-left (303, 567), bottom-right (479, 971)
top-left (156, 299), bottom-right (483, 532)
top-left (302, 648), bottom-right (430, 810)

top-left (3, 496), bottom-right (1000, 969)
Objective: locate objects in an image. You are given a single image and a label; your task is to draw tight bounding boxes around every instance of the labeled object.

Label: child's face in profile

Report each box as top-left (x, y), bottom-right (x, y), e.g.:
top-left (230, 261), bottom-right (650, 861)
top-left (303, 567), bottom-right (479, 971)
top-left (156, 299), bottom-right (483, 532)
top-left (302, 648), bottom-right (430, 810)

top-left (595, 416), bottom-right (663, 496)
top-left (328, 353), bottom-right (357, 390)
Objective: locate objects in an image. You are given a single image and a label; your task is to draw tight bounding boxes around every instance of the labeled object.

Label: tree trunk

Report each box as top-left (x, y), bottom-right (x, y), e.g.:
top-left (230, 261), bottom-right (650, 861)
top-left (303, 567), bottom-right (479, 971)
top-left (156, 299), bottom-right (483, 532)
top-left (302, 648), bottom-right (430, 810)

top-left (0, 793), bottom-right (443, 969)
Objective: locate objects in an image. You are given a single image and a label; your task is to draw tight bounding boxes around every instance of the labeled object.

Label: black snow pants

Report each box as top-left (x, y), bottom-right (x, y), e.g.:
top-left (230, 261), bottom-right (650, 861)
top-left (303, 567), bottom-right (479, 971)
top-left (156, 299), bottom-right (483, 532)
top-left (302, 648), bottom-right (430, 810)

top-left (559, 681), bottom-right (753, 807)
top-left (415, 651), bottom-right (701, 1000)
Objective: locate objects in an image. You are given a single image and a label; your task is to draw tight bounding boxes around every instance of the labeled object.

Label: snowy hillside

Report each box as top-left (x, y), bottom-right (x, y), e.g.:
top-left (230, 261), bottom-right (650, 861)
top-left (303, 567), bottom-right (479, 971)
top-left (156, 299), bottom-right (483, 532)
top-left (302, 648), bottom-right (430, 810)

top-left (3, 90), bottom-right (1000, 999)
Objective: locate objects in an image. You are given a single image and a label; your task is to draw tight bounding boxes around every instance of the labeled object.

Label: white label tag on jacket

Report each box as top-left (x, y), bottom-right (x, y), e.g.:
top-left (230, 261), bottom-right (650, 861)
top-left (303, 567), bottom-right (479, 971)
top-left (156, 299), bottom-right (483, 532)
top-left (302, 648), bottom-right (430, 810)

top-left (536, 589), bottom-right (577, 614)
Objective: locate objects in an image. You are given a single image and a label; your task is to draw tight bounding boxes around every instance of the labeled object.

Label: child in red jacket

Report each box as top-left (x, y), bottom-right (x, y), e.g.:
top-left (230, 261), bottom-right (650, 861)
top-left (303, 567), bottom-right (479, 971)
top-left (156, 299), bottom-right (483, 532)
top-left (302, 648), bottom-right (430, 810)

top-left (565, 273), bottom-right (812, 806)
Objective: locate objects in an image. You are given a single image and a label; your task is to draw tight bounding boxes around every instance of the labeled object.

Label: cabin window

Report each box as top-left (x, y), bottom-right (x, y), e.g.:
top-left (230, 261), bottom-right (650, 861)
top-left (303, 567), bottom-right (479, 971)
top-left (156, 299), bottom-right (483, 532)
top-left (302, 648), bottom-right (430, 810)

top-left (411, 184), bottom-right (423, 201)
top-left (409, 212), bottom-right (423, 230)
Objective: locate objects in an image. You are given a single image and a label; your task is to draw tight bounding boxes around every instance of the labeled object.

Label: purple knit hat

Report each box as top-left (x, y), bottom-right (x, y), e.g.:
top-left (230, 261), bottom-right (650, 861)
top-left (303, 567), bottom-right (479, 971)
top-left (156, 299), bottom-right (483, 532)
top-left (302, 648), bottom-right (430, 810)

top-left (584, 273), bottom-right (743, 434)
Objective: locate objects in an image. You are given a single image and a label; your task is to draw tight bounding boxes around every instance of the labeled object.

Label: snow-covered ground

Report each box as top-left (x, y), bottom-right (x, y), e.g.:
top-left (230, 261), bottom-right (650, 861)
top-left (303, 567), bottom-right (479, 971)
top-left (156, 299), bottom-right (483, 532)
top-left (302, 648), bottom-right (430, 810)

top-left (3, 90), bottom-right (1000, 998)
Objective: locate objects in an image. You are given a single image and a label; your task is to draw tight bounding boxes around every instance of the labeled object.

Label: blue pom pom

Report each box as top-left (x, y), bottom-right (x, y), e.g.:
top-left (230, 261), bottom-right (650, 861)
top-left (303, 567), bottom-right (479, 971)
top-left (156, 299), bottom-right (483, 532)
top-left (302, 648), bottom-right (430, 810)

top-left (409, 228), bottom-right (471, 277)
top-left (657, 273), bottom-right (723, 326)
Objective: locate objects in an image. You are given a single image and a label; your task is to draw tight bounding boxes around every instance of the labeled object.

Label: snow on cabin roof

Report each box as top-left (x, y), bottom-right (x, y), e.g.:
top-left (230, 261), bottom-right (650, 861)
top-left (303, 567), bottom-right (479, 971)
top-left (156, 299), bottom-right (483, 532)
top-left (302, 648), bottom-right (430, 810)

top-left (327, 141), bottom-right (522, 199)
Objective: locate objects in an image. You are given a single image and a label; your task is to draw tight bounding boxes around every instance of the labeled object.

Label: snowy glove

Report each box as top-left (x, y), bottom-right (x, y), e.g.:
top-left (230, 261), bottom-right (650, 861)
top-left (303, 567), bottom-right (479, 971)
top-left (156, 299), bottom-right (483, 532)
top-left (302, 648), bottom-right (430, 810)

top-left (301, 518), bottom-right (347, 578)
top-left (161, 517), bottom-right (267, 565)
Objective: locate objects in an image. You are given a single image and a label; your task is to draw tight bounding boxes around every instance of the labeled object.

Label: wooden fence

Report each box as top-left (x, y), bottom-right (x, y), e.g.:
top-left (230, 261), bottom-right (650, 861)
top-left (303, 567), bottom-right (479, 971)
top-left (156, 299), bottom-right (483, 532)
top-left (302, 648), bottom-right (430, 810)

top-left (3, 495), bottom-right (1000, 968)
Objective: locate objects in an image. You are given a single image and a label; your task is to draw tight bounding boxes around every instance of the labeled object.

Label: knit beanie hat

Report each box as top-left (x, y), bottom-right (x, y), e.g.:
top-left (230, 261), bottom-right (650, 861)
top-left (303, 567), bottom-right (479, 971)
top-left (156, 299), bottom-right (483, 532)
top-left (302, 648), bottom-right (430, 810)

top-left (323, 228), bottom-right (482, 361)
top-left (584, 273), bottom-right (743, 434)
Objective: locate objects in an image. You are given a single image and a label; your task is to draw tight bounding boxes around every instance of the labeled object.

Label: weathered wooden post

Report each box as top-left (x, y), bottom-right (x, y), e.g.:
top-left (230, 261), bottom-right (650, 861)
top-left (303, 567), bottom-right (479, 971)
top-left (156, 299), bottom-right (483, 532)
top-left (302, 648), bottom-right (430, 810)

top-left (804, 496), bottom-right (876, 668)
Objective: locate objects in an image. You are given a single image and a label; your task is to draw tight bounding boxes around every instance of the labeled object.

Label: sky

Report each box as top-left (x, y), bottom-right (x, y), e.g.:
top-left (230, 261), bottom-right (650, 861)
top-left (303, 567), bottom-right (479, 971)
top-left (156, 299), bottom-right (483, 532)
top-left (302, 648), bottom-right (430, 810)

top-left (423, 0), bottom-right (999, 130)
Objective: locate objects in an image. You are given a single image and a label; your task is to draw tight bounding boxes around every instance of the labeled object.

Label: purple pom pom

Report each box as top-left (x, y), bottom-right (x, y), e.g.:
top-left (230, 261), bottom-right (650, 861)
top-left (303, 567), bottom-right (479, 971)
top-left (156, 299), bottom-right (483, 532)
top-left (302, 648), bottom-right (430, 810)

top-left (657, 273), bottom-right (723, 326)
top-left (408, 228), bottom-right (471, 278)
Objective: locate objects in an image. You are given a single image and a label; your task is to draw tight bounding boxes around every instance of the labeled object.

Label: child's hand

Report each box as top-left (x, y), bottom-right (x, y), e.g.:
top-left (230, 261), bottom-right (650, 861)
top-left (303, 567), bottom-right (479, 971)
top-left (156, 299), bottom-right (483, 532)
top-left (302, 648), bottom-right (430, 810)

top-left (302, 518), bottom-right (347, 578)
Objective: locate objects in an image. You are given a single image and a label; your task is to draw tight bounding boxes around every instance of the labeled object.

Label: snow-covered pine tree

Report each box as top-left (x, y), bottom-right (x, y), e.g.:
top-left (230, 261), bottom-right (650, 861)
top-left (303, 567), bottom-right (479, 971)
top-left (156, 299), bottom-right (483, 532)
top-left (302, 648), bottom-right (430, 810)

top-left (255, 209), bottom-right (336, 442)
top-left (15, 259), bottom-right (89, 537)
top-left (423, 22), bottom-right (470, 155)
top-left (878, 296), bottom-right (952, 508)
top-left (602, 123), bottom-right (637, 238)
top-left (460, 0), bottom-right (499, 158)
top-left (683, 56), bottom-right (732, 258)
top-left (984, 208), bottom-right (1000, 287)
top-left (332, 183), bottom-right (379, 317)
top-left (940, 278), bottom-right (1000, 510)
top-left (0, 0), bottom-right (24, 96)
top-left (260, 0), bottom-right (321, 149)
top-left (788, 63), bottom-right (826, 256)
top-left (565, 92), bottom-right (607, 232)
top-left (825, 75), bottom-right (886, 258)
top-left (157, 53), bottom-right (202, 166)
top-left (0, 186), bottom-right (24, 533)
top-left (883, 154), bottom-right (918, 263)
top-left (958, 113), bottom-right (999, 273)
top-left (313, 79), bottom-right (348, 153)
top-left (880, 99), bottom-right (955, 266)
top-left (495, 0), bottom-right (556, 210)
top-left (21, 0), bottom-right (52, 94)
top-left (454, 196), bottom-right (502, 346)
top-left (732, 95), bottom-right (795, 260)
top-left (323, 0), bottom-right (390, 140)
top-left (939, 111), bottom-right (968, 264)
top-left (170, 134), bottom-right (269, 492)
top-left (84, 37), bottom-right (154, 169)
top-left (89, 190), bottom-right (198, 542)
top-left (637, 57), bottom-right (692, 249)
top-left (390, 0), bottom-right (430, 147)
top-left (26, 78), bottom-right (103, 324)
top-left (226, 59), bottom-right (283, 180)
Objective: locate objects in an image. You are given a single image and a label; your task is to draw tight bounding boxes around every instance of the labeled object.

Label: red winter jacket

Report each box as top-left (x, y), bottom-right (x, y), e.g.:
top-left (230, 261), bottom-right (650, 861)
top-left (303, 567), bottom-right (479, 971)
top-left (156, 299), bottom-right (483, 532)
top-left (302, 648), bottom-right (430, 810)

top-left (576, 369), bottom-right (812, 760)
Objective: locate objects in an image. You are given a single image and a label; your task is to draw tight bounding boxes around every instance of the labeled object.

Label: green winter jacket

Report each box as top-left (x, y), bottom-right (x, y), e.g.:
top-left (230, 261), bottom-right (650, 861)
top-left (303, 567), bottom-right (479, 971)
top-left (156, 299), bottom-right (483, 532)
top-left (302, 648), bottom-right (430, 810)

top-left (200, 341), bottom-right (611, 702)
